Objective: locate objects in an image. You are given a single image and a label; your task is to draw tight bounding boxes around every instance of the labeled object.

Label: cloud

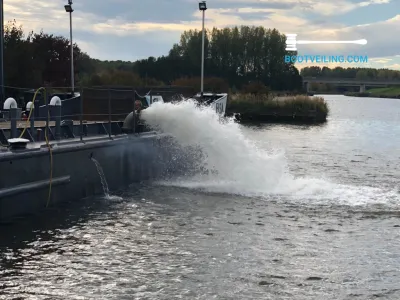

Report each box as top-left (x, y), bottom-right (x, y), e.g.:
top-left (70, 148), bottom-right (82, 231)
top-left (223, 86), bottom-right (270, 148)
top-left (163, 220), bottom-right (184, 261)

top-left (295, 55), bottom-right (400, 70)
top-left (296, 14), bottom-right (400, 59)
top-left (2, 0), bottom-right (398, 70)
top-left (220, 0), bottom-right (391, 15)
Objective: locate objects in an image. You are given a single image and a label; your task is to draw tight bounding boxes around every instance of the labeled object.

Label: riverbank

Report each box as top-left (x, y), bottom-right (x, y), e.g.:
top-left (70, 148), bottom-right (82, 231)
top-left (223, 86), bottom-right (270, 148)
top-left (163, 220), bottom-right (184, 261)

top-left (345, 87), bottom-right (400, 99)
top-left (226, 94), bottom-right (329, 123)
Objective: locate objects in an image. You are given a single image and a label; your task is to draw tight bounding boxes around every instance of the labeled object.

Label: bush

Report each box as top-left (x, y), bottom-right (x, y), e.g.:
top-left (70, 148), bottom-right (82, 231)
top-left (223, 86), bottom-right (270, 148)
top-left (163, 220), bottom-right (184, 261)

top-left (227, 93), bottom-right (329, 116)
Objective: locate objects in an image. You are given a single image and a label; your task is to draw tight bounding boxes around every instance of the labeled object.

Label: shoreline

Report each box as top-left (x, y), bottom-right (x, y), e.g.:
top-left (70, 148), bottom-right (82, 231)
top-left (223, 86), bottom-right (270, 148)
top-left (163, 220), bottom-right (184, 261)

top-left (226, 112), bottom-right (326, 124)
top-left (344, 92), bottom-right (400, 99)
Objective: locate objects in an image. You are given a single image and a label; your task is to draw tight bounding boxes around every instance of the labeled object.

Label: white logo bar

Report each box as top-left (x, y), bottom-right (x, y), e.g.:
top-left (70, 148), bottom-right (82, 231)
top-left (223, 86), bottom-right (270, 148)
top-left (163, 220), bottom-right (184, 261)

top-left (285, 34), bottom-right (368, 51)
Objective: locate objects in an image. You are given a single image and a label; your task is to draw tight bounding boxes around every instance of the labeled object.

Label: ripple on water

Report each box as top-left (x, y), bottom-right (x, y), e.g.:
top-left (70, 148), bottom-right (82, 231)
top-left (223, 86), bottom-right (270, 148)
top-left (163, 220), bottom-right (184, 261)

top-left (1, 186), bottom-right (400, 299)
top-left (1, 96), bottom-right (400, 299)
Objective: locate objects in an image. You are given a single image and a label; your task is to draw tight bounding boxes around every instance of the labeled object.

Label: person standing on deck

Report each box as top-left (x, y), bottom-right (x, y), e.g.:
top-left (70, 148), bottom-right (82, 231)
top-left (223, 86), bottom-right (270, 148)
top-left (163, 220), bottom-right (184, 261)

top-left (122, 98), bottom-right (149, 133)
top-left (134, 100), bottom-right (147, 133)
top-left (134, 100), bottom-right (142, 114)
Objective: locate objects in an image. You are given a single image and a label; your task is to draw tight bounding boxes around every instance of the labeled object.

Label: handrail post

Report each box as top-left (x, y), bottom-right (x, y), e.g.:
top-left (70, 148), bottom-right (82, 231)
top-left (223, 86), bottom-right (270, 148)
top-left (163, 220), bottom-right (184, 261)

top-left (108, 88), bottom-right (111, 138)
top-left (30, 104), bottom-right (35, 140)
top-left (54, 103), bottom-right (61, 141)
top-left (9, 107), bottom-right (17, 139)
top-left (80, 86), bottom-right (83, 141)
top-left (44, 87), bottom-right (49, 139)
top-left (132, 89), bottom-right (136, 133)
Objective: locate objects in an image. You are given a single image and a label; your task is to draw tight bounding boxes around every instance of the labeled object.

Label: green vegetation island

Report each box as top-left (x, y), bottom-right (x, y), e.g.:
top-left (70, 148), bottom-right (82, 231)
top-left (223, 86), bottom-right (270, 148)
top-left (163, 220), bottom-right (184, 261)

top-left (227, 94), bottom-right (329, 123)
top-left (2, 21), bottom-right (399, 123)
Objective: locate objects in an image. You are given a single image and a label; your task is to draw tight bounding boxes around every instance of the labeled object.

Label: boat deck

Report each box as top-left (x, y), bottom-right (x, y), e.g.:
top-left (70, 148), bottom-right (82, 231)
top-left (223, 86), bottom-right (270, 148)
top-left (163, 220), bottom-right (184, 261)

top-left (0, 120), bottom-right (99, 129)
top-left (0, 119), bottom-right (136, 148)
top-left (0, 134), bottom-right (116, 152)
top-left (0, 129), bottom-right (160, 154)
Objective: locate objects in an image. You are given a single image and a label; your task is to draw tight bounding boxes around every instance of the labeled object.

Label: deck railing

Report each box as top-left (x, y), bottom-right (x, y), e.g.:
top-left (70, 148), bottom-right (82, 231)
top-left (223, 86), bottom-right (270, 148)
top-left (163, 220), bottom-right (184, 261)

top-left (0, 85), bottom-right (195, 145)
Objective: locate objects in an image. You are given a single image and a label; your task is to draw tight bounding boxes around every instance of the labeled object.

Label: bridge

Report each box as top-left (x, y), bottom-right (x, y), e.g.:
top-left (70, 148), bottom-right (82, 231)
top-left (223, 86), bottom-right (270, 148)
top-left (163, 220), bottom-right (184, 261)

top-left (302, 77), bottom-right (400, 93)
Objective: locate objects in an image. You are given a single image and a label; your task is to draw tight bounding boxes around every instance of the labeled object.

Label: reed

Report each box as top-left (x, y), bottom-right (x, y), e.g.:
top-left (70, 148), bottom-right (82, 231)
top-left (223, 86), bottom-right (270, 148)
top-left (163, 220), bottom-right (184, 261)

top-left (227, 93), bottom-right (329, 116)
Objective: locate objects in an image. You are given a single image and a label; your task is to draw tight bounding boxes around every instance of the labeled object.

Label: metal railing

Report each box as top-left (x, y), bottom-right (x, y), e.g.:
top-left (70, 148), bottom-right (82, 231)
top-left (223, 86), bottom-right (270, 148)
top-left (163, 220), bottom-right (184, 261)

top-left (0, 85), bottom-right (194, 146)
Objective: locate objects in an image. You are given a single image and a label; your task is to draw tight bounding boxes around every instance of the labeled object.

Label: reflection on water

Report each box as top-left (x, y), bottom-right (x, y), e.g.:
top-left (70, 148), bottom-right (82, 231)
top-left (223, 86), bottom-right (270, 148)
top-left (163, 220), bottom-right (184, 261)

top-left (1, 95), bottom-right (400, 300)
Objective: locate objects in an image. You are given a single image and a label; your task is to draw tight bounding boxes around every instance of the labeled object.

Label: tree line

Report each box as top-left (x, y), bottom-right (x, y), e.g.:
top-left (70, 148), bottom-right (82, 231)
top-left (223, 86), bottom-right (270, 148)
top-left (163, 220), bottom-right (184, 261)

top-left (132, 26), bottom-right (302, 91)
top-left (3, 21), bottom-right (302, 93)
top-left (3, 20), bottom-right (399, 96)
top-left (301, 66), bottom-right (400, 80)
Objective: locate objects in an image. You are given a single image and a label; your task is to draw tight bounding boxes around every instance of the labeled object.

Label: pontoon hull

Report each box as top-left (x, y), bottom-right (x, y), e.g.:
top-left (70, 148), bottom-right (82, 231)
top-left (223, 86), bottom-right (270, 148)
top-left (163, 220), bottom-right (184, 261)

top-left (0, 132), bottom-right (182, 222)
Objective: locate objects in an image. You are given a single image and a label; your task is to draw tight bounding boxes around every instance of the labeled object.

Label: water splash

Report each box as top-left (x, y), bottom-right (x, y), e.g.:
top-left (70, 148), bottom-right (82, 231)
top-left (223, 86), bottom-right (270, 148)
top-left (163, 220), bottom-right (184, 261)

top-left (91, 157), bottom-right (122, 201)
top-left (140, 100), bottom-right (399, 207)
top-left (91, 157), bottom-right (110, 198)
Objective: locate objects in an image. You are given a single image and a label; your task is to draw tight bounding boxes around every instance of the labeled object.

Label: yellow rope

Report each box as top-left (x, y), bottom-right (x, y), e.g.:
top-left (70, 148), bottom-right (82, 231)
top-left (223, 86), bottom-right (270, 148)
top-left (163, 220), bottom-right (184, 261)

top-left (19, 87), bottom-right (45, 139)
top-left (16, 87), bottom-right (53, 207)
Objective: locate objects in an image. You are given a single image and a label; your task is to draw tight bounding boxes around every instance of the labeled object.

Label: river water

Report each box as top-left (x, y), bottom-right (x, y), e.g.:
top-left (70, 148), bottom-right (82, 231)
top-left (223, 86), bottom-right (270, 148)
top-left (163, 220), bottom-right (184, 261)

top-left (1, 95), bottom-right (400, 300)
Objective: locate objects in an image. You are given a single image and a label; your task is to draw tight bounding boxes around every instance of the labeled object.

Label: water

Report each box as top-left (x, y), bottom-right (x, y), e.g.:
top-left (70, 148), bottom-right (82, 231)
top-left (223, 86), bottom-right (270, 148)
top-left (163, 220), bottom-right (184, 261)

top-left (1, 95), bottom-right (400, 299)
top-left (141, 97), bottom-right (399, 206)
top-left (91, 157), bottom-right (123, 202)
top-left (91, 157), bottom-right (110, 198)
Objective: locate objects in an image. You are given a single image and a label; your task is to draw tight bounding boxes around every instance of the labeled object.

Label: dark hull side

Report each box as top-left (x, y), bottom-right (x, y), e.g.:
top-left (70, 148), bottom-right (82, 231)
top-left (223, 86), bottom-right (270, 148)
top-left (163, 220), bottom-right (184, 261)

top-left (0, 132), bottom-right (185, 222)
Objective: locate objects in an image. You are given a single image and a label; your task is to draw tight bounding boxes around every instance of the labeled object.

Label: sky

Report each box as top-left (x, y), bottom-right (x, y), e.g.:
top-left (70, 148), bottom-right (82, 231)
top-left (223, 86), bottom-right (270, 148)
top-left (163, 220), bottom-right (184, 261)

top-left (4, 0), bottom-right (400, 70)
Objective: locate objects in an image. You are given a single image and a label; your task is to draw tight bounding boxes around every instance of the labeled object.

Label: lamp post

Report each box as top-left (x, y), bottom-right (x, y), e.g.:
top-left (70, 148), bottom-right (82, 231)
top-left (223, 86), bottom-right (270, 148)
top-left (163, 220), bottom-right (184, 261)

top-left (0, 0), bottom-right (4, 105)
top-left (198, 1), bottom-right (207, 98)
top-left (64, 1), bottom-right (74, 94)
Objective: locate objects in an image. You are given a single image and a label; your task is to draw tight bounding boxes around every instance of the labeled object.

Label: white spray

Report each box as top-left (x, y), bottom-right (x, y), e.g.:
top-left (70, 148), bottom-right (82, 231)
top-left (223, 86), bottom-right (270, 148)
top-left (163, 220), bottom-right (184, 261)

top-left (141, 100), bottom-right (399, 207)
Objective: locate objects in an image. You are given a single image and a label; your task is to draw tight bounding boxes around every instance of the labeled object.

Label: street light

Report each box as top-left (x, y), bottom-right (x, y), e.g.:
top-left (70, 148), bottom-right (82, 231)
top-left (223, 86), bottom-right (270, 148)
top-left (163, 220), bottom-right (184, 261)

top-left (64, 0), bottom-right (74, 94)
top-left (199, 1), bottom-right (207, 10)
top-left (199, 1), bottom-right (207, 98)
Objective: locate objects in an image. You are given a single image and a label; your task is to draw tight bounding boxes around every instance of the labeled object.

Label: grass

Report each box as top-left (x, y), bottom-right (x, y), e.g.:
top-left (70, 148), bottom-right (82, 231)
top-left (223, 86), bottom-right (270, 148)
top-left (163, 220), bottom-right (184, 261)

top-left (345, 86), bottom-right (400, 98)
top-left (227, 93), bottom-right (329, 117)
top-left (367, 86), bottom-right (400, 96)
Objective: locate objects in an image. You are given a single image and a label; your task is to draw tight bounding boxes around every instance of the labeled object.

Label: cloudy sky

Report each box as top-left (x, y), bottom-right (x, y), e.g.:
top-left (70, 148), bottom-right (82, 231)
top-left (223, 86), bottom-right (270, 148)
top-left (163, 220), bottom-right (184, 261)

top-left (4, 0), bottom-right (400, 69)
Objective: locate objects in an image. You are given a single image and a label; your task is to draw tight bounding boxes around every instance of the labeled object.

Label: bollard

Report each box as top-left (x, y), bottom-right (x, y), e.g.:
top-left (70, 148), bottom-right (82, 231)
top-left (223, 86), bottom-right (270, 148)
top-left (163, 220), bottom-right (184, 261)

top-left (50, 96), bottom-right (62, 140)
top-left (26, 101), bottom-right (35, 138)
top-left (3, 98), bottom-right (18, 138)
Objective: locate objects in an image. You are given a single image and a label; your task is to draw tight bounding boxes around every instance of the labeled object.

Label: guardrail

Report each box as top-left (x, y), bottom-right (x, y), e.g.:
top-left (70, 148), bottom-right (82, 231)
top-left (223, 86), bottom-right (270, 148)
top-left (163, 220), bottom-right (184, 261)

top-left (0, 85), bottom-right (193, 146)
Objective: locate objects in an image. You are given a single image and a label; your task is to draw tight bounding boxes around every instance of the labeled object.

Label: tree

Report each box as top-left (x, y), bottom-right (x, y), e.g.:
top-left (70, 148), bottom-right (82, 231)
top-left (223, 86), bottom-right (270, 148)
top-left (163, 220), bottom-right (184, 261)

top-left (133, 26), bottom-right (303, 91)
top-left (2, 20), bottom-right (96, 91)
top-left (3, 20), bottom-right (34, 88)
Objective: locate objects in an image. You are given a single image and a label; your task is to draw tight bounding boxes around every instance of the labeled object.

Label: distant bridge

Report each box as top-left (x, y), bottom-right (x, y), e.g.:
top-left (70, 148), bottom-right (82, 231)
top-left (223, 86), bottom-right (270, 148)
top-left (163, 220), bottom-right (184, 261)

top-left (302, 77), bottom-right (400, 92)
